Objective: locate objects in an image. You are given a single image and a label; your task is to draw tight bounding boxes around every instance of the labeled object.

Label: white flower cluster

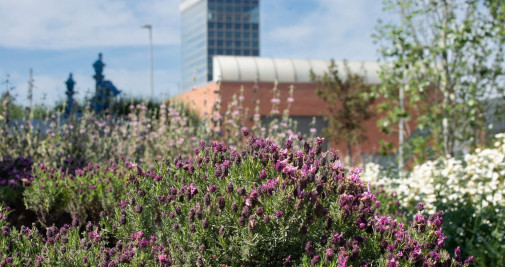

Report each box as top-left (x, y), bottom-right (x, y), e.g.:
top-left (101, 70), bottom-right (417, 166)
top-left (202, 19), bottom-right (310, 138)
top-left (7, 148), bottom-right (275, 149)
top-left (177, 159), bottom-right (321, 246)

top-left (362, 133), bottom-right (505, 213)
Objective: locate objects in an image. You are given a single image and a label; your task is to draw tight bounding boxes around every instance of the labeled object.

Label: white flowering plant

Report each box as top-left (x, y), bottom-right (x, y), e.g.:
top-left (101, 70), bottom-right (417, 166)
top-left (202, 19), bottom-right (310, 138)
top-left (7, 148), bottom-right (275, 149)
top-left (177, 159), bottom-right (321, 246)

top-left (362, 133), bottom-right (505, 266)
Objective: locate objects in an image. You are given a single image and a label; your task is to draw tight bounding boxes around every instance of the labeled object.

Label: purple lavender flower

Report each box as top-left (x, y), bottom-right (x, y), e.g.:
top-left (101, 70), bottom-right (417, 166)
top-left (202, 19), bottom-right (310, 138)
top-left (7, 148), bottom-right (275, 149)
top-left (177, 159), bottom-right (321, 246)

top-left (285, 139), bottom-right (293, 149)
top-left (416, 202), bottom-right (424, 211)
top-left (217, 196), bottom-right (226, 210)
top-left (256, 207), bottom-right (264, 216)
top-left (238, 216), bottom-right (245, 226)
top-left (325, 248), bottom-right (335, 261)
top-left (282, 165), bottom-right (298, 176)
top-left (386, 258), bottom-right (399, 267)
top-left (305, 241), bottom-right (315, 257)
top-left (226, 182), bottom-right (234, 193)
top-left (231, 203), bottom-right (238, 213)
top-left (283, 255), bottom-right (292, 267)
top-left (134, 205), bottom-right (143, 213)
top-left (88, 228), bottom-right (100, 242)
top-left (208, 184), bottom-right (218, 193)
top-left (158, 254), bottom-right (168, 263)
top-left (454, 246), bottom-right (462, 261)
top-left (236, 187), bottom-right (246, 196)
top-left (337, 252), bottom-right (349, 267)
top-left (274, 210), bottom-right (284, 218)
top-left (258, 169), bottom-right (267, 179)
top-left (188, 183), bottom-right (198, 196)
top-left (137, 189), bottom-right (146, 197)
top-left (464, 256), bottom-right (475, 265)
top-left (204, 193), bottom-right (211, 206)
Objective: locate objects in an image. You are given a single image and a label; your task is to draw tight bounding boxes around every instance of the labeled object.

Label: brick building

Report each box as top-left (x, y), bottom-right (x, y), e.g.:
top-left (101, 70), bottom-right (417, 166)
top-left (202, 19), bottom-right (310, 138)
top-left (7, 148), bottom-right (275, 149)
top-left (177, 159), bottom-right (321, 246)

top-left (176, 55), bottom-right (403, 163)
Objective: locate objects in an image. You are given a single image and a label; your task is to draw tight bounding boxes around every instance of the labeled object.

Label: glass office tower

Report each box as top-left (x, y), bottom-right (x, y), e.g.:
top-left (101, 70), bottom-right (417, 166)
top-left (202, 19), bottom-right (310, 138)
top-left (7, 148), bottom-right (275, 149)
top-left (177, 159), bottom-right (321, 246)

top-left (180, 0), bottom-right (260, 91)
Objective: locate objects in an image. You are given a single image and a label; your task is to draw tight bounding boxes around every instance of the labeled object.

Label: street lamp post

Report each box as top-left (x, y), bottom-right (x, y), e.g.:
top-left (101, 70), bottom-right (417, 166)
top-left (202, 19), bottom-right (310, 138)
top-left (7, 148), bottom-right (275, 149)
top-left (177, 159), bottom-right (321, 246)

top-left (142, 24), bottom-right (153, 101)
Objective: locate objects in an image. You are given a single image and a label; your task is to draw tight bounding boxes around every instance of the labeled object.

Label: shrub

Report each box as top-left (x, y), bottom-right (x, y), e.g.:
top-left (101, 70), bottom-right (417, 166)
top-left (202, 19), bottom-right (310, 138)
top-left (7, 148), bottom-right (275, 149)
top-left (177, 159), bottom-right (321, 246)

top-left (0, 137), bottom-right (473, 266)
top-left (363, 133), bottom-right (505, 266)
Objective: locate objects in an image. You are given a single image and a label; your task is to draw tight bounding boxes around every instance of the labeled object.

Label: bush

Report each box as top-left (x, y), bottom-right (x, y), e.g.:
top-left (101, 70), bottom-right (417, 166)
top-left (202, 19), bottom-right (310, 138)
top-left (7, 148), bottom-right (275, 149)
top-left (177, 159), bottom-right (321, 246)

top-left (0, 137), bottom-right (473, 266)
top-left (363, 133), bottom-right (505, 266)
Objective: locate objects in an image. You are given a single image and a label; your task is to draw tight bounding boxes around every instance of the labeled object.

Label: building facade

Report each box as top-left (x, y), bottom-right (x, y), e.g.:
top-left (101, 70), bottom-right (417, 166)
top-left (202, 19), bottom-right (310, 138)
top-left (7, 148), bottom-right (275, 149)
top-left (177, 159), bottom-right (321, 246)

top-left (175, 56), bottom-right (404, 164)
top-left (180, 0), bottom-right (260, 92)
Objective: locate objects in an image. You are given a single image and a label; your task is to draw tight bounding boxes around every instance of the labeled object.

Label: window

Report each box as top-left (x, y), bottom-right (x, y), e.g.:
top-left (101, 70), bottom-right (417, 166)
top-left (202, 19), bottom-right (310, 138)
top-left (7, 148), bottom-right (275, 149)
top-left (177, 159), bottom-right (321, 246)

top-left (250, 7), bottom-right (259, 23)
top-left (252, 24), bottom-right (259, 30)
top-left (235, 41), bottom-right (241, 47)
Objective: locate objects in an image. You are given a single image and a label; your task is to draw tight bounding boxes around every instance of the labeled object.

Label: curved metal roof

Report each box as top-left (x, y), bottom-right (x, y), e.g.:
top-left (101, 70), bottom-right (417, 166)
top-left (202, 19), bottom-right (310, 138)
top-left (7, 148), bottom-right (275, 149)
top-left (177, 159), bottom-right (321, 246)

top-left (212, 56), bottom-right (381, 84)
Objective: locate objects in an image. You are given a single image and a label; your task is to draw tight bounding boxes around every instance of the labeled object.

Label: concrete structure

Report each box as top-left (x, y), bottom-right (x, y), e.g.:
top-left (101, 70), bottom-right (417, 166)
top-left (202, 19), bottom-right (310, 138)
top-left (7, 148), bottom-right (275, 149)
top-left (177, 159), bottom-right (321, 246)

top-left (180, 0), bottom-right (260, 92)
top-left (176, 56), bottom-right (405, 163)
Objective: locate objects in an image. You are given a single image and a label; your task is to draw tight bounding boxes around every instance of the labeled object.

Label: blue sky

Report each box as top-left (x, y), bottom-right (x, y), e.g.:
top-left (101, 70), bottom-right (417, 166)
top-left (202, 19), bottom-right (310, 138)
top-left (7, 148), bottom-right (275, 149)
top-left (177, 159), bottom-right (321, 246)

top-left (0, 0), bottom-right (385, 106)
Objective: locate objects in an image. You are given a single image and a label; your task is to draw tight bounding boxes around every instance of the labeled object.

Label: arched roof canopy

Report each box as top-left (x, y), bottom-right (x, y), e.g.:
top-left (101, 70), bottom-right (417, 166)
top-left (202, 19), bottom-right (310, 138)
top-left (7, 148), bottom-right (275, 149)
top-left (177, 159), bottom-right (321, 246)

top-left (213, 56), bottom-right (382, 84)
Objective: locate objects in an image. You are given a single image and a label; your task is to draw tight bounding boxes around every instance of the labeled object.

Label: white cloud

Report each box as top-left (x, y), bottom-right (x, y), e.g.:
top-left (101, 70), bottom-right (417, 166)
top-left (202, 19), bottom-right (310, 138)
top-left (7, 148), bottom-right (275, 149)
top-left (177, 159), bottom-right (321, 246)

top-left (0, 0), bottom-right (180, 49)
top-left (262, 0), bottom-right (384, 61)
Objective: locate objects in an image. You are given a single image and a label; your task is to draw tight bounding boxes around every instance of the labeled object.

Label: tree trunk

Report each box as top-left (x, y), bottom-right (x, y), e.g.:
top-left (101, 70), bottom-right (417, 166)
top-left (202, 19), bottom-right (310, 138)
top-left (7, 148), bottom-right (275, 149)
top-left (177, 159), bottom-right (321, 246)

top-left (440, 0), bottom-right (452, 156)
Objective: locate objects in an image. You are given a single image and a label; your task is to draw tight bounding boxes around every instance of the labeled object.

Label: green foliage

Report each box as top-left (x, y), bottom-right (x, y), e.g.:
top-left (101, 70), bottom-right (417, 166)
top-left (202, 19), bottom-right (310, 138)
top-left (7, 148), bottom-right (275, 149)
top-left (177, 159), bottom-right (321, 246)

top-left (1, 138), bottom-right (471, 266)
top-left (311, 60), bottom-right (376, 164)
top-left (374, 0), bottom-right (505, 161)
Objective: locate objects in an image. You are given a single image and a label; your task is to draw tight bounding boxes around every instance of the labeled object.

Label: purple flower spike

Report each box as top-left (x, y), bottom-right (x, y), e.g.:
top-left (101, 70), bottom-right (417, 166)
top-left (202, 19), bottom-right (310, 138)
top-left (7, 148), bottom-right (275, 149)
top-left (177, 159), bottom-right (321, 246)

top-left (274, 210), bottom-right (284, 218)
top-left (208, 184), bottom-right (218, 193)
top-left (416, 202), bottom-right (424, 211)
top-left (134, 205), bottom-right (143, 213)
top-left (464, 256), bottom-right (475, 265)
top-left (325, 248), bottom-right (335, 261)
top-left (454, 246), bottom-right (462, 261)
top-left (256, 207), bottom-right (264, 216)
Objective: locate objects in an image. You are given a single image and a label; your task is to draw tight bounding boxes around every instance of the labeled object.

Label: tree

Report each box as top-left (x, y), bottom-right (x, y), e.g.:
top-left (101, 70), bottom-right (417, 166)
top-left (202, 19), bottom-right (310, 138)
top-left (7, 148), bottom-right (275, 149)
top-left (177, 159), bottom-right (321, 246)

top-left (311, 60), bottom-right (376, 165)
top-left (373, 0), bottom-right (505, 165)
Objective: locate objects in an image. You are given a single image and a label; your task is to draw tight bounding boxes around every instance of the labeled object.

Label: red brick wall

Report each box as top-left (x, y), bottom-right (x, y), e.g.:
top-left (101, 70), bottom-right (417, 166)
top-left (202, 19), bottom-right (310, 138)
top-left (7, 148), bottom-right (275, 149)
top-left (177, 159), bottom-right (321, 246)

top-left (175, 81), bottom-right (414, 162)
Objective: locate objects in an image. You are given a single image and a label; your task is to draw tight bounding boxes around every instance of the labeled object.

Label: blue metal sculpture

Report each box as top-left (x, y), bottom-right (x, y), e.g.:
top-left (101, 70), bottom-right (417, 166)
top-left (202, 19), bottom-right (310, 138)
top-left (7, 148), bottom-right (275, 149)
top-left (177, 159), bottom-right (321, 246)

top-left (91, 53), bottom-right (121, 112)
top-left (65, 73), bottom-right (75, 115)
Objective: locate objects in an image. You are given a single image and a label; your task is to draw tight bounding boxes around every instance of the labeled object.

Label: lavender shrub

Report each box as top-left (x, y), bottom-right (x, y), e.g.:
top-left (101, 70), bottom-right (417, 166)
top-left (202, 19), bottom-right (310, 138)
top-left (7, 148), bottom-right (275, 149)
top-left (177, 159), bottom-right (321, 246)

top-left (0, 136), bottom-right (473, 266)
